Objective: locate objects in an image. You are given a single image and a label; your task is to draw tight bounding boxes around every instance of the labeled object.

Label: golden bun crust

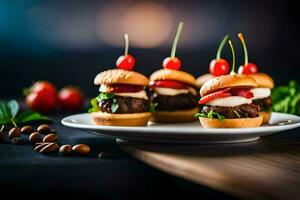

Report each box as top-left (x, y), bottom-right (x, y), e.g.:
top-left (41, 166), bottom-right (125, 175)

top-left (150, 107), bottom-right (199, 123)
top-left (150, 69), bottom-right (196, 87)
top-left (94, 69), bottom-right (149, 86)
top-left (196, 74), bottom-right (214, 88)
top-left (199, 115), bottom-right (263, 128)
top-left (92, 112), bottom-right (151, 126)
top-left (259, 111), bottom-right (271, 124)
top-left (248, 73), bottom-right (275, 89)
top-left (200, 74), bottom-right (257, 97)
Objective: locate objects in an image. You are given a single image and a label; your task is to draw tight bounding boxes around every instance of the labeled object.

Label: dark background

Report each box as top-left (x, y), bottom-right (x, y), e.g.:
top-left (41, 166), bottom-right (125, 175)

top-left (1, 0), bottom-right (299, 98)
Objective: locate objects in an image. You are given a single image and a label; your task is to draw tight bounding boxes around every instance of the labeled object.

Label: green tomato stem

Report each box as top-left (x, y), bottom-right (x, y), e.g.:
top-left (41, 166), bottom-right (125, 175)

top-left (171, 22), bottom-right (184, 58)
top-left (0, 125), bottom-right (4, 132)
top-left (216, 35), bottom-right (229, 59)
top-left (238, 33), bottom-right (248, 65)
top-left (124, 34), bottom-right (129, 56)
top-left (228, 40), bottom-right (236, 75)
top-left (12, 119), bottom-right (17, 127)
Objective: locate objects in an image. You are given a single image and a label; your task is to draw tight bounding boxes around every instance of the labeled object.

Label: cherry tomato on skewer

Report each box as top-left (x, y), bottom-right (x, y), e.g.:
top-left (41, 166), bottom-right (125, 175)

top-left (116, 34), bottom-right (135, 71)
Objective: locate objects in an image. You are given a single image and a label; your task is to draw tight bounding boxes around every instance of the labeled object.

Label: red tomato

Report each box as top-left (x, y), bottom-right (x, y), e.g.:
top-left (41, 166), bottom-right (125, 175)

top-left (58, 87), bottom-right (84, 111)
top-left (116, 55), bottom-right (135, 70)
top-left (238, 63), bottom-right (258, 75)
top-left (25, 81), bottom-right (57, 113)
top-left (150, 80), bottom-right (186, 89)
top-left (230, 88), bottom-right (253, 99)
top-left (163, 57), bottom-right (182, 70)
top-left (109, 84), bottom-right (144, 93)
top-left (198, 89), bottom-right (231, 105)
top-left (209, 59), bottom-right (230, 76)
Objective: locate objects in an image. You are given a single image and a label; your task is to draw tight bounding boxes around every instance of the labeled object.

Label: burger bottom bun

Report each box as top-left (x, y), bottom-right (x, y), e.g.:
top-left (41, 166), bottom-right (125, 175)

top-left (260, 111), bottom-right (271, 124)
top-left (199, 115), bottom-right (263, 128)
top-left (92, 112), bottom-right (151, 126)
top-left (150, 107), bottom-right (199, 123)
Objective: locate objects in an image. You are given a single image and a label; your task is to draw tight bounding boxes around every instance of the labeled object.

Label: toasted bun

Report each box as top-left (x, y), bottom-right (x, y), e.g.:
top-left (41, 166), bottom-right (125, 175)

top-left (200, 74), bottom-right (257, 97)
top-left (248, 73), bottom-right (275, 89)
top-left (150, 107), bottom-right (199, 123)
top-left (196, 74), bottom-right (214, 88)
top-left (94, 69), bottom-right (149, 86)
top-left (259, 111), bottom-right (271, 124)
top-left (92, 112), bottom-right (151, 126)
top-left (150, 69), bottom-right (196, 87)
top-left (199, 115), bottom-right (263, 128)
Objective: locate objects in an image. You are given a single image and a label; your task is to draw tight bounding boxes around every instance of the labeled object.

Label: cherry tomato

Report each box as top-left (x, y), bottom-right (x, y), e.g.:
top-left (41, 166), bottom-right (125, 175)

top-left (25, 81), bottom-right (58, 113)
top-left (230, 88), bottom-right (253, 99)
top-left (58, 87), bottom-right (84, 111)
top-left (150, 80), bottom-right (186, 89)
top-left (116, 55), bottom-right (135, 70)
top-left (109, 84), bottom-right (144, 93)
top-left (238, 63), bottom-right (258, 75)
top-left (163, 57), bottom-right (181, 70)
top-left (209, 59), bottom-right (230, 76)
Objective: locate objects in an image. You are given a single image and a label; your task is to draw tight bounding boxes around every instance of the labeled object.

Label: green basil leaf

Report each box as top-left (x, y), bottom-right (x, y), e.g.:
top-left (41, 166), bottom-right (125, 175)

top-left (7, 100), bottom-right (19, 118)
top-left (97, 93), bottom-right (115, 100)
top-left (111, 102), bottom-right (119, 113)
top-left (194, 113), bottom-right (206, 118)
top-left (194, 111), bottom-right (225, 121)
top-left (149, 103), bottom-right (158, 113)
top-left (15, 111), bottom-right (51, 124)
top-left (88, 98), bottom-right (100, 113)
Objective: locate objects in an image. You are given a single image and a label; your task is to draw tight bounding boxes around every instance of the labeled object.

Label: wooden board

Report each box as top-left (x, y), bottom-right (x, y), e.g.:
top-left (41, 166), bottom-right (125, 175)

top-left (118, 137), bottom-right (300, 200)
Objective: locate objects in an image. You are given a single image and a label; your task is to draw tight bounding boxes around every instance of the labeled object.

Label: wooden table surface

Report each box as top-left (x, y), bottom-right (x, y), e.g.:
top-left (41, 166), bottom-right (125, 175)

top-left (118, 137), bottom-right (300, 200)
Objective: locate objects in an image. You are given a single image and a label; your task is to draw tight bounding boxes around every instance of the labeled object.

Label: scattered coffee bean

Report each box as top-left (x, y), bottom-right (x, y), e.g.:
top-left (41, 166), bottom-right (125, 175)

top-left (34, 142), bottom-right (51, 152)
top-left (39, 143), bottom-right (59, 153)
top-left (59, 144), bottom-right (73, 156)
top-left (29, 132), bottom-right (42, 144)
top-left (11, 137), bottom-right (24, 145)
top-left (49, 130), bottom-right (57, 134)
top-left (98, 151), bottom-right (110, 159)
top-left (20, 125), bottom-right (32, 135)
top-left (37, 124), bottom-right (50, 134)
top-left (8, 127), bottom-right (21, 140)
top-left (43, 133), bottom-right (58, 143)
top-left (72, 144), bottom-right (90, 155)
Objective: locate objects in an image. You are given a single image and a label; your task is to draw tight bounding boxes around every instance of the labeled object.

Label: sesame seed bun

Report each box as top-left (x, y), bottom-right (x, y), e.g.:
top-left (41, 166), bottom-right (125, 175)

top-left (94, 69), bottom-right (149, 86)
top-left (92, 111), bottom-right (151, 126)
top-left (196, 73), bottom-right (214, 88)
top-left (150, 107), bottom-right (199, 123)
top-left (150, 69), bottom-right (196, 87)
top-left (248, 73), bottom-right (275, 89)
top-left (200, 74), bottom-right (257, 97)
top-left (198, 115), bottom-right (263, 128)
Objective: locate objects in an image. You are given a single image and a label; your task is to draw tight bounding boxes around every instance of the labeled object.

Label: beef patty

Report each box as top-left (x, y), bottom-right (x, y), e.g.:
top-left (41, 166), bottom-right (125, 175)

top-left (151, 93), bottom-right (197, 111)
top-left (201, 103), bottom-right (260, 118)
top-left (253, 97), bottom-right (272, 111)
top-left (99, 96), bottom-right (149, 114)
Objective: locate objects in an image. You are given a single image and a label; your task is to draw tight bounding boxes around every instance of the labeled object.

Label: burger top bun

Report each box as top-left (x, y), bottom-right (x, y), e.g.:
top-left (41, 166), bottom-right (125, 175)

top-left (200, 74), bottom-right (257, 97)
top-left (248, 73), bottom-right (275, 89)
top-left (94, 69), bottom-right (149, 86)
top-left (150, 69), bottom-right (196, 87)
top-left (196, 74), bottom-right (214, 88)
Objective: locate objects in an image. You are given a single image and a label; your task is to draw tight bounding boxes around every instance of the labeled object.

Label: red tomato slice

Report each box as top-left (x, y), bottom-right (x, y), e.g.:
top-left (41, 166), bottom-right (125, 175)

top-left (198, 89), bottom-right (231, 105)
top-left (109, 84), bottom-right (144, 93)
top-left (230, 88), bottom-right (254, 99)
top-left (150, 80), bottom-right (186, 89)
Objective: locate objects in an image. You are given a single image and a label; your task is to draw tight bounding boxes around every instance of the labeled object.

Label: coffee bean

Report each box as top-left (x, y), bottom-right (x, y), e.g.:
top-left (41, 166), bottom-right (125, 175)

top-left (29, 132), bottom-right (42, 144)
top-left (43, 133), bottom-right (58, 143)
top-left (11, 137), bottom-right (24, 145)
top-left (8, 127), bottom-right (21, 140)
top-left (98, 151), bottom-right (110, 159)
top-left (34, 143), bottom-right (50, 152)
top-left (72, 144), bottom-right (90, 155)
top-left (20, 126), bottom-right (32, 135)
top-left (37, 124), bottom-right (50, 134)
top-left (59, 144), bottom-right (72, 156)
top-left (39, 143), bottom-right (59, 153)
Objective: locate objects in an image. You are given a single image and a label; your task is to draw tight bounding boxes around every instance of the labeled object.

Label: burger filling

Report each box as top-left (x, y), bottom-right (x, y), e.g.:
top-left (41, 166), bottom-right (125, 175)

top-left (149, 80), bottom-right (198, 111)
top-left (250, 88), bottom-right (272, 111)
top-left (196, 88), bottom-right (261, 120)
top-left (89, 84), bottom-right (151, 114)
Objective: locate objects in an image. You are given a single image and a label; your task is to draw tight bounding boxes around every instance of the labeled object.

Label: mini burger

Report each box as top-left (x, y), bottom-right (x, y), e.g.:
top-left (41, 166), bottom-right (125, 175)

top-left (248, 73), bottom-right (274, 124)
top-left (89, 34), bottom-right (151, 126)
top-left (236, 33), bottom-right (275, 124)
top-left (148, 22), bottom-right (198, 123)
top-left (195, 40), bottom-right (263, 128)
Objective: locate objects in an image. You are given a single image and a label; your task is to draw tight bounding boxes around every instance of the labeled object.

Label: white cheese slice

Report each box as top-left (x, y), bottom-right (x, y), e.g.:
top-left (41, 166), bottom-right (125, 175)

top-left (153, 87), bottom-right (197, 96)
top-left (250, 88), bottom-right (271, 100)
top-left (207, 96), bottom-right (252, 107)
